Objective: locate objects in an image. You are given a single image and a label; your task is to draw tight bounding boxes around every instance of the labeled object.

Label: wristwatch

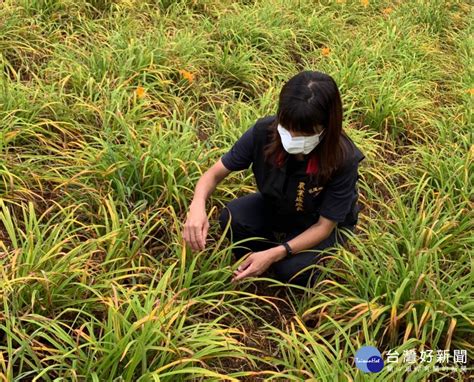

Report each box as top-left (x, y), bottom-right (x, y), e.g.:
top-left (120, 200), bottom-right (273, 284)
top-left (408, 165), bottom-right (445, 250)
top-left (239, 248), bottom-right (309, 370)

top-left (281, 241), bottom-right (293, 256)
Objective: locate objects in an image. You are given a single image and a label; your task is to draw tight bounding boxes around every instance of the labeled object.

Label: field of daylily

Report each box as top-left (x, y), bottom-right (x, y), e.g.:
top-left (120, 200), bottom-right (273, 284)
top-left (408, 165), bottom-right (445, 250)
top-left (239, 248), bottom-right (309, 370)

top-left (0, 0), bottom-right (472, 380)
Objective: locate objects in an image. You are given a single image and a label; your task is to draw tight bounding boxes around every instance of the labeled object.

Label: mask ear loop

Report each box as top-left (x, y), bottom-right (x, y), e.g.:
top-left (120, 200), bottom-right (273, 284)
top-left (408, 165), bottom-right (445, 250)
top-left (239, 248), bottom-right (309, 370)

top-left (314, 128), bottom-right (325, 138)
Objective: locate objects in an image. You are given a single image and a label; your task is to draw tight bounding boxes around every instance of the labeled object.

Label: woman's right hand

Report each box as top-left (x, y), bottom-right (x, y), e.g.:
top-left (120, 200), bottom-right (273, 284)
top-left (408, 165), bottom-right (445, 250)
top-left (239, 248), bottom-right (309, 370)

top-left (182, 159), bottom-right (231, 251)
top-left (183, 205), bottom-right (209, 251)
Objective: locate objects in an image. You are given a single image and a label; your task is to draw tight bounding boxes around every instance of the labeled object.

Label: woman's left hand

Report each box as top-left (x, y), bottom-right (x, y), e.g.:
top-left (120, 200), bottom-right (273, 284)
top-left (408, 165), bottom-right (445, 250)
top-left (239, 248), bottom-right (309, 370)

top-left (231, 247), bottom-right (285, 282)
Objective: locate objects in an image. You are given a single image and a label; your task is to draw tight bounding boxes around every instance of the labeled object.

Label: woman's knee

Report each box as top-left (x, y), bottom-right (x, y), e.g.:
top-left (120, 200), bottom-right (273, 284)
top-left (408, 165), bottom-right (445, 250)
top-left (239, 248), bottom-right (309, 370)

top-left (218, 203), bottom-right (246, 233)
top-left (218, 206), bottom-right (230, 231)
top-left (218, 193), bottom-right (267, 233)
top-left (270, 252), bottom-right (321, 286)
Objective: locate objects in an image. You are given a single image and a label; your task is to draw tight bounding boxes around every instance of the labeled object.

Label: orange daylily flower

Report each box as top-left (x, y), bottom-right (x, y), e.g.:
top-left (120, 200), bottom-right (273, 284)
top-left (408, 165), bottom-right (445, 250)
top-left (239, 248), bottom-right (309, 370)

top-left (321, 47), bottom-right (330, 56)
top-left (361, 0), bottom-right (369, 7)
top-left (383, 7), bottom-right (393, 15)
top-left (136, 86), bottom-right (145, 99)
top-left (467, 88), bottom-right (474, 95)
top-left (178, 69), bottom-right (194, 83)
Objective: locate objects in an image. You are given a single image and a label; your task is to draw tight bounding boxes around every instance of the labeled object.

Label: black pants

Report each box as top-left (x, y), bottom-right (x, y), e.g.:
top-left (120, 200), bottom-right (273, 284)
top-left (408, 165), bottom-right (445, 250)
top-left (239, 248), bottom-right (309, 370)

top-left (218, 192), bottom-right (356, 287)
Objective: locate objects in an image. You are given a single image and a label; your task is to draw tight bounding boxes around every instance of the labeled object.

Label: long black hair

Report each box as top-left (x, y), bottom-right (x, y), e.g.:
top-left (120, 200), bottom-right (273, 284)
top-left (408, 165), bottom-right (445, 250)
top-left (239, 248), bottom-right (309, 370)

top-left (263, 70), bottom-right (352, 186)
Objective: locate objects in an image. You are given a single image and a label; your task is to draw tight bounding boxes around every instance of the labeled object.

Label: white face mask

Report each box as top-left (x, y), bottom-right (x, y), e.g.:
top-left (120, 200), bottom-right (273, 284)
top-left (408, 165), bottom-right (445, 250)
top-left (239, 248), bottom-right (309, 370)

top-left (277, 124), bottom-right (324, 155)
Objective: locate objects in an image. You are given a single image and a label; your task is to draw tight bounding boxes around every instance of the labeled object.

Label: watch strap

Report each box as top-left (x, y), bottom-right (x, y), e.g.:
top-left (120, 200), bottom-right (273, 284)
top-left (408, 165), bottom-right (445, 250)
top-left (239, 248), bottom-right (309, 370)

top-left (282, 241), bottom-right (293, 256)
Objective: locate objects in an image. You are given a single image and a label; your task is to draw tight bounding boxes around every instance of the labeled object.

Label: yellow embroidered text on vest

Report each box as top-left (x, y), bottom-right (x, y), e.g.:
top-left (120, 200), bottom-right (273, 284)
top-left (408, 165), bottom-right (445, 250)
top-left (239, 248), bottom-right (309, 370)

top-left (296, 182), bottom-right (305, 211)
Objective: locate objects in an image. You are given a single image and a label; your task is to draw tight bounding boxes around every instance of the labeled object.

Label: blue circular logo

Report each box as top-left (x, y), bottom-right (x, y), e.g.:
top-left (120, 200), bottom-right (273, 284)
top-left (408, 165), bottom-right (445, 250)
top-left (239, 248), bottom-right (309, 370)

top-left (355, 346), bottom-right (384, 373)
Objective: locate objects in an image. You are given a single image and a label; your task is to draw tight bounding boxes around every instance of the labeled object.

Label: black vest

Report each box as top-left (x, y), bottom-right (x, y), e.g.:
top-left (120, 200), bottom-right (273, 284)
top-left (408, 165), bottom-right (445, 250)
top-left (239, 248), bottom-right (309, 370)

top-left (250, 115), bottom-right (363, 231)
